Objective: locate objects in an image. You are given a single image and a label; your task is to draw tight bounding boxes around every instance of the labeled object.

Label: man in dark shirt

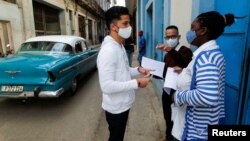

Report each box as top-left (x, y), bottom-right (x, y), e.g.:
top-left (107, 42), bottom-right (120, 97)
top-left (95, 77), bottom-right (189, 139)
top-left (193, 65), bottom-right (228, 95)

top-left (124, 37), bottom-right (134, 66)
top-left (156, 25), bottom-right (193, 141)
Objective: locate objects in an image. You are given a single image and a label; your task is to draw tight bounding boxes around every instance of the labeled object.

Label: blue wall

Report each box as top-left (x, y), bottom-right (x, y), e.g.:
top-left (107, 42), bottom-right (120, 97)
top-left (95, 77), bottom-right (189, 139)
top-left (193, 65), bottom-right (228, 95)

top-left (191, 0), bottom-right (250, 124)
top-left (138, 0), bottom-right (171, 97)
top-left (137, 0), bottom-right (250, 124)
top-left (185, 0), bottom-right (250, 125)
top-left (138, 0), bottom-right (168, 61)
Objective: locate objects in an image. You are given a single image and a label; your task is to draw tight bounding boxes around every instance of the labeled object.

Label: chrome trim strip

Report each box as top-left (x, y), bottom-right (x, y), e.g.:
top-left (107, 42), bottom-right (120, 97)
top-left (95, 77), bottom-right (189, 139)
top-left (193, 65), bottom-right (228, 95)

top-left (59, 58), bottom-right (88, 73)
top-left (4, 71), bottom-right (21, 74)
top-left (59, 53), bottom-right (97, 74)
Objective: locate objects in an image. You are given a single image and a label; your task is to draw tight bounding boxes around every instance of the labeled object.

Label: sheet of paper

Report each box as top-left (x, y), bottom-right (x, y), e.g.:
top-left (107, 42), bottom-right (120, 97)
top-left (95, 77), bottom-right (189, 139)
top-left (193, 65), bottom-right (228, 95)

top-left (164, 67), bottom-right (179, 91)
top-left (141, 56), bottom-right (165, 78)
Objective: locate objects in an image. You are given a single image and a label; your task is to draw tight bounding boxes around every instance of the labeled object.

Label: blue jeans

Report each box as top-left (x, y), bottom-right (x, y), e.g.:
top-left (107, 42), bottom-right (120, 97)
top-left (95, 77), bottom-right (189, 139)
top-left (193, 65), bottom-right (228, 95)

top-left (137, 52), bottom-right (145, 66)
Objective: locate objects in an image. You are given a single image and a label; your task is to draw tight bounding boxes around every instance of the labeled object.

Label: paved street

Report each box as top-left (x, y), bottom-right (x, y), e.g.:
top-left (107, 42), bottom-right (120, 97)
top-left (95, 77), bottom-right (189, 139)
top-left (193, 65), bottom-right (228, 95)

top-left (0, 68), bottom-right (165, 141)
top-left (94, 77), bottom-right (165, 141)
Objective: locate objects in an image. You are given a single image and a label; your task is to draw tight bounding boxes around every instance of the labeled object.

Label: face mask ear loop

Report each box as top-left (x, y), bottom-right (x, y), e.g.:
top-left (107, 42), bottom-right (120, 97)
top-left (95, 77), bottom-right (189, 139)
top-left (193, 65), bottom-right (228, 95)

top-left (114, 25), bottom-right (119, 34)
top-left (114, 24), bottom-right (119, 34)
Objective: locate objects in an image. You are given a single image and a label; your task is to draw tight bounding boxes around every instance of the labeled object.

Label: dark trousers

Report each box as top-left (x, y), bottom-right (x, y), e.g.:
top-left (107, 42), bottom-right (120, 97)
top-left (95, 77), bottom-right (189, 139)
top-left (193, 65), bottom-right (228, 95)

top-left (162, 90), bottom-right (174, 140)
top-left (105, 110), bottom-right (130, 141)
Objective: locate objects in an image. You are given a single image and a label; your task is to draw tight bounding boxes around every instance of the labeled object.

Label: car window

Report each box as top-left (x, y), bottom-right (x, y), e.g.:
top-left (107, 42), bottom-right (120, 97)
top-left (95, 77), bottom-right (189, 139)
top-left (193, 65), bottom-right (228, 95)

top-left (19, 43), bottom-right (32, 51)
top-left (75, 42), bottom-right (83, 53)
top-left (51, 43), bottom-right (65, 52)
top-left (81, 41), bottom-right (88, 51)
top-left (19, 42), bottom-right (43, 51)
top-left (63, 45), bottom-right (73, 54)
top-left (18, 41), bottom-right (70, 55)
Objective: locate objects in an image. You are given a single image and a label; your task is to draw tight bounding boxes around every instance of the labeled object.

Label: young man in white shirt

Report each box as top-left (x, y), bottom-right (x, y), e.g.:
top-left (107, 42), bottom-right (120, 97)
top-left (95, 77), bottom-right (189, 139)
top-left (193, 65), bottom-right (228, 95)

top-left (97, 6), bottom-right (152, 141)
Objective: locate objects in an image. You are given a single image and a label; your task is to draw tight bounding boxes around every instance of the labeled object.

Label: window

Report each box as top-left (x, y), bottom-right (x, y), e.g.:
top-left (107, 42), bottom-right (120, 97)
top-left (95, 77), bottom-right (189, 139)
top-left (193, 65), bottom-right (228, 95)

top-left (33, 1), bottom-right (61, 35)
top-left (88, 19), bottom-right (93, 44)
top-left (81, 41), bottom-right (87, 51)
top-left (19, 42), bottom-right (68, 54)
top-left (3, 0), bottom-right (16, 4)
top-left (51, 43), bottom-right (65, 52)
top-left (75, 42), bottom-right (83, 53)
top-left (78, 15), bottom-right (86, 38)
top-left (64, 45), bottom-right (73, 54)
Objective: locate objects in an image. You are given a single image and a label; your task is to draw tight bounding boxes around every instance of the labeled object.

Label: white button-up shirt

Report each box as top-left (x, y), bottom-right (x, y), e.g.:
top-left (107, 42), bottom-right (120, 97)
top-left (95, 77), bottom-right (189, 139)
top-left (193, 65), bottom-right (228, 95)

top-left (97, 36), bottom-right (140, 114)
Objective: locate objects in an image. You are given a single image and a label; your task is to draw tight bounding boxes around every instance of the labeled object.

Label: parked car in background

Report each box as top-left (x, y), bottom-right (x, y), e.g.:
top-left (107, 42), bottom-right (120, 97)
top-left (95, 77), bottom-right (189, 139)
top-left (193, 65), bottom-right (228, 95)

top-left (0, 35), bottom-right (98, 98)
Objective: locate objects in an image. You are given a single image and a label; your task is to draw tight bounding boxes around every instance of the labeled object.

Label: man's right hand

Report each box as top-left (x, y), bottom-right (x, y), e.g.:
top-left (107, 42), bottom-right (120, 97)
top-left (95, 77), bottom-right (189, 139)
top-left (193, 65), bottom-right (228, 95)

top-left (156, 44), bottom-right (166, 50)
top-left (136, 77), bottom-right (151, 88)
top-left (156, 44), bottom-right (172, 52)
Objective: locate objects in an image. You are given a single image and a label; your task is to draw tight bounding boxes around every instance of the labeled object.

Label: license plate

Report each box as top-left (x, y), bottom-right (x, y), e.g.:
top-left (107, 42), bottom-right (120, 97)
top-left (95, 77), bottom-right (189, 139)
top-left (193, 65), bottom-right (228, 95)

top-left (1, 86), bottom-right (24, 92)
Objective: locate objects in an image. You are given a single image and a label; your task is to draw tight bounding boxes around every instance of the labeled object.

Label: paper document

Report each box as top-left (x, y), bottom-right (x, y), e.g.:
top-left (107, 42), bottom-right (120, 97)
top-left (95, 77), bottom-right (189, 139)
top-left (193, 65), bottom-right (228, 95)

top-left (164, 67), bottom-right (179, 92)
top-left (141, 56), bottom-right (165, 78)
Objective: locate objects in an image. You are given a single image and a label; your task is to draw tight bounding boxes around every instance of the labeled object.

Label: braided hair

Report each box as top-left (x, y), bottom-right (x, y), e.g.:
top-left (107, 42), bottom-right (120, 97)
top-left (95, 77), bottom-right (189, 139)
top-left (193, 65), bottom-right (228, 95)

top-left (196, 11), bottom-right (235, 40)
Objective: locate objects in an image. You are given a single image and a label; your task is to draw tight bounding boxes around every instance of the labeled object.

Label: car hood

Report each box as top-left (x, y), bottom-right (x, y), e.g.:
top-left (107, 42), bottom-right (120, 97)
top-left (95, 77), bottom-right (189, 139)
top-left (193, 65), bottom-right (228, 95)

top-left (0, 53), bottom-right (70, 85)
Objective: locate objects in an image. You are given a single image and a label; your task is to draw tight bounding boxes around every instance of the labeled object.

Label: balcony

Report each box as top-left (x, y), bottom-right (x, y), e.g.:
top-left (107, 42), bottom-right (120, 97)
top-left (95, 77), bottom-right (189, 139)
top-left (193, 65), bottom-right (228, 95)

top-left (77, 0), bottom-right (105, 18)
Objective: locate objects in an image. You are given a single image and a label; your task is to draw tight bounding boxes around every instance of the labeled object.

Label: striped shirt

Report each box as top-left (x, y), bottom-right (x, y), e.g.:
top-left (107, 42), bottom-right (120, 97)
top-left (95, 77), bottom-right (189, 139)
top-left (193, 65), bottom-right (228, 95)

top-left (175, 40), bottom-right (226, 140)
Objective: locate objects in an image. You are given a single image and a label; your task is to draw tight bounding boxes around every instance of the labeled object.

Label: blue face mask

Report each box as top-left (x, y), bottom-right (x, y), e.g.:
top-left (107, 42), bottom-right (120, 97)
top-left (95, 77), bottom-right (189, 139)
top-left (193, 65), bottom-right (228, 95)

top-left (186, 30), bottom-right (197, 44)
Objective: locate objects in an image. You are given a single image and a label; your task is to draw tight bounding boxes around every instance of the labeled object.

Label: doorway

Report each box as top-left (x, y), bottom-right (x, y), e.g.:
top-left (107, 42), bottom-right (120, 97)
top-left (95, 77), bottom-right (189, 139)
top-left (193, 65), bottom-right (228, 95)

top-left (0, 21), bottom-right (12, 56)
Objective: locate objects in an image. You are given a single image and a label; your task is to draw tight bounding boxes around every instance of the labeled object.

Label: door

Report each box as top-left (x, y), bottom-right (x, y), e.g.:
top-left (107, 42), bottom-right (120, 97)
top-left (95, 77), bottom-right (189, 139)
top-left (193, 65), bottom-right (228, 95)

top-left (75, 41), bottom-right (90, 77)
top-left (0, 38), bottom-right (3, 56)
top-left (0, 22), bottom-right (12, 56)
top-left (145, 3), bottom-right (153, 58)
top-left (241, 55), bottom-right (250, 124)
top-left (215, 0), bottom-right (250, 124)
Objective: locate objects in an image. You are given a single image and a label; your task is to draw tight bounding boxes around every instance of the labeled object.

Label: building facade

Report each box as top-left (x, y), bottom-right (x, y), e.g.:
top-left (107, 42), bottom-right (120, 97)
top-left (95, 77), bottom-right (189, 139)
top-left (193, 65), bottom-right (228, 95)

top-left (0, 0), bottom-right (109, 56)
top-left (137, 0), bottom-right (250, 125)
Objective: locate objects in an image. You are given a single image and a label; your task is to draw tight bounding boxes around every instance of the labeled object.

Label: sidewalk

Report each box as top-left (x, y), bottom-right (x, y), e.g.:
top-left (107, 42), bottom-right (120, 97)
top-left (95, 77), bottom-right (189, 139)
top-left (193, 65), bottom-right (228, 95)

top-left (126, 83), bottom-right (165, 141)
top-left (126, 51), bottom-right (165, 141)
top-left (95, 51), bottom-right (166, 141)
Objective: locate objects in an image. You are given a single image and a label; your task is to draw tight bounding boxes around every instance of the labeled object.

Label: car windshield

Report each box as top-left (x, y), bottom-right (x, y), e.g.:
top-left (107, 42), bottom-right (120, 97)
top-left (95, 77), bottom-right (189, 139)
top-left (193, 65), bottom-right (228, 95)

top-left (18, 41), bottom-right (73, 55)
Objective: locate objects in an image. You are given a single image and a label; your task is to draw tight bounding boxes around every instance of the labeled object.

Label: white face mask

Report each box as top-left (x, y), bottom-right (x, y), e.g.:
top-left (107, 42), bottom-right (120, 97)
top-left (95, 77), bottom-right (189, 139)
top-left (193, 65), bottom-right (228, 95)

top-left (118, 26), bottom-right (132, 39)
top-left (165, 38), bottom-right (179, 48)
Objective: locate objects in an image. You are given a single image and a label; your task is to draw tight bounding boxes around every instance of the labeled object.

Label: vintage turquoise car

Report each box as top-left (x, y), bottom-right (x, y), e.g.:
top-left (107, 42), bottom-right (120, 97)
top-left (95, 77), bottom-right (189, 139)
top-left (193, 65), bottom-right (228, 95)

top-left (0, 35), bottom-right (98, 98)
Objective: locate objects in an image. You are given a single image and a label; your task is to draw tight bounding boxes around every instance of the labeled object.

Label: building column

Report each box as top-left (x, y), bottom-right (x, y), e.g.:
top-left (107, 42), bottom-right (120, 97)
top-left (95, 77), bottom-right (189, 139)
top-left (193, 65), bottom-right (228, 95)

top-left (20, 0), bottom-right (36, 39)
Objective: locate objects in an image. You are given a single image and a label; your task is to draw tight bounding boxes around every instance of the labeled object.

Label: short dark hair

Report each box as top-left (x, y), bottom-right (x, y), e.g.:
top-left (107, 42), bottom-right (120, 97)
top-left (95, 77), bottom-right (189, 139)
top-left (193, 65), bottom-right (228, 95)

top-left (166, 25), bottom-right (179, 35)
top-left (105, 6), bottom-right (130, 30)
top-left (196, 11), bottom-right (235, 40)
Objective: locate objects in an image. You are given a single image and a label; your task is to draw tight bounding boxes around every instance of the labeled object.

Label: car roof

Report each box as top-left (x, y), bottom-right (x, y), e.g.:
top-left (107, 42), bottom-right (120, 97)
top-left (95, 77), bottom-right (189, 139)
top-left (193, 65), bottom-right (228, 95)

top-left (24, 35), bottom-right (86, 47)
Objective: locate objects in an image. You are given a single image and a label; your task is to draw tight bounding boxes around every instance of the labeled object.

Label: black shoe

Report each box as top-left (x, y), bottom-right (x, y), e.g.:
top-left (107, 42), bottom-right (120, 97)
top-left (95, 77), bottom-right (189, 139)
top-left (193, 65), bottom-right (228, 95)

top-left (166, 135), bottom-right (174, 141)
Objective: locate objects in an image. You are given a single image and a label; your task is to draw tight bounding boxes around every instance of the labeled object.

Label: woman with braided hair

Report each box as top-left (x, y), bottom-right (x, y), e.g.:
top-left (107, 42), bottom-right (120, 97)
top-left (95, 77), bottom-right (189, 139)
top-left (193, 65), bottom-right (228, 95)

top-left (172, 11), bottom-right (235, 141)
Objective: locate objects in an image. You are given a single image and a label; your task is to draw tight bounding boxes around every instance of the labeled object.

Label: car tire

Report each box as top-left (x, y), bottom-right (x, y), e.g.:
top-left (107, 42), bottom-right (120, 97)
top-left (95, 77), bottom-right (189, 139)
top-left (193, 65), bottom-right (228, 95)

top-left (69, 77), bottom-right (78, 96)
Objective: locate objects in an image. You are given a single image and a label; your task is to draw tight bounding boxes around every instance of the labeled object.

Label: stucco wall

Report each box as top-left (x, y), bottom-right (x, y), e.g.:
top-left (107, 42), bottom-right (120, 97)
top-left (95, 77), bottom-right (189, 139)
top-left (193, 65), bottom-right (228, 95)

top-left (0, 1), bottom-right (24, 52)
top-left (170, 0), bottom-right (193, 47)
top-left (0, 0), bottom-right (104, 54)
top-left (21, 0), bottom-right (36, 39)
